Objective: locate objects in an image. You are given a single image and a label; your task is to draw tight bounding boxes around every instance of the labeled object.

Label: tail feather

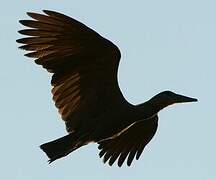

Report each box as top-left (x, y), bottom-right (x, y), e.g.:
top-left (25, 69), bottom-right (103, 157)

top-left (40, 133), bottom-right (79, 163)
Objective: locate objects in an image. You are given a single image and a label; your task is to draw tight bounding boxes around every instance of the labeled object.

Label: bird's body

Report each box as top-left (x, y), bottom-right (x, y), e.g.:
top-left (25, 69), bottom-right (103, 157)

top-left (17, 10), bottom-right (197, 167)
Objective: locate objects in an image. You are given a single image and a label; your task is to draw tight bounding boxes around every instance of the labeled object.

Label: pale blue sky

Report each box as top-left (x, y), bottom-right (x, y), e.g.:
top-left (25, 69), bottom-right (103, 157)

top-left (1, 0), bottom-right (215, 179)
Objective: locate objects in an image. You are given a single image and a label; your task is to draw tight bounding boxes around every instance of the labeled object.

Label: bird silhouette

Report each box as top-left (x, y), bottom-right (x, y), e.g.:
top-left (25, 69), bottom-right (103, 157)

top-left (17, 10), bottom-right (197, 167)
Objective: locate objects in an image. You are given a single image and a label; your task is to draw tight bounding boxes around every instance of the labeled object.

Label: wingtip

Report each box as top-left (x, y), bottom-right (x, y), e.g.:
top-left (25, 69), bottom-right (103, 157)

top-left (43, 9), bottom-right (54, 15)
top-left (97, 144), bottom-right (103, 150)
top-left (26, 12), bottom-right (33, 16)
top-left (17, 29), bottom-right (26, 35)
top-left (103, 157), bottom-right (108, 164)
top-left (17, 45), bottom-right (25, 50)
top-left (19, 20), bottom-right (24, 25)
top-left (48, 159), bottom-right (53, 164)
top-left (43, 9), bottom-right (50, 13)
top-left (108, 161), bottom-right (113, 166)
top-left (26, 11), bottom-right (40, 19)
top-left (24, 53), bottom-right (33, 58)
top-left (127, 160), bottom-right (132, 167)
top-left (19, 20), bottom-right (31, 27)
top-left (16, 38), bottom-right (24, 43)
top-left (117, 161), bottom-right (123, 167)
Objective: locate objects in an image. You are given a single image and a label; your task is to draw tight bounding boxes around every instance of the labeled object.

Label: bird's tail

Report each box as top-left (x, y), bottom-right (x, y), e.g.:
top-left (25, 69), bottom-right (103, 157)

top-left (40, 133), bottom-right (84, 163)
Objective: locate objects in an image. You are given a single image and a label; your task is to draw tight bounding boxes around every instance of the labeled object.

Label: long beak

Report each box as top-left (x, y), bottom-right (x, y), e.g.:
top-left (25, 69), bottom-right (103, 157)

top-left (175, 94), bottom-right (198, 103)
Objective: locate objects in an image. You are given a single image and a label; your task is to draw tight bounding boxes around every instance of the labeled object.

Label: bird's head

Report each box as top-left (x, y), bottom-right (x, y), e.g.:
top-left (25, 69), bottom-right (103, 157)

top-left (149, 91), bottom-right (198, 110)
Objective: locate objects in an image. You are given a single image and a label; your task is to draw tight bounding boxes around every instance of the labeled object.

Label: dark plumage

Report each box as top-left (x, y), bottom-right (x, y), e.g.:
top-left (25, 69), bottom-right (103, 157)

top-left (17, 10), bottom-right (197, 167)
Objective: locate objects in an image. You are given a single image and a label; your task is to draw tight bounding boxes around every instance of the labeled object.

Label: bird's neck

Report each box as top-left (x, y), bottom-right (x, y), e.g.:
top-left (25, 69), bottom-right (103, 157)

top-left (135, 98), bottom-right (169, 119)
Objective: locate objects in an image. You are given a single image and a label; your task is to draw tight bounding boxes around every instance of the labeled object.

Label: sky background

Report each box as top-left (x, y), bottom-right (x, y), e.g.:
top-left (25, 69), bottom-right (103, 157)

top-left (1, 0), bottom-right (215, 179)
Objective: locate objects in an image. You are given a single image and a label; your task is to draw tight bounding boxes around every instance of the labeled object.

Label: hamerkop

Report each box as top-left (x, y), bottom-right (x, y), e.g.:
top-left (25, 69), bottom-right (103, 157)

top-left (17, 10), bottom-right (197, 167)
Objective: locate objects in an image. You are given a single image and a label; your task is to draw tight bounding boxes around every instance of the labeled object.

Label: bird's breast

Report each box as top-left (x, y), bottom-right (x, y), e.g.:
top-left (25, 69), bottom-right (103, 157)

top-left (91, 110), bottom-right (137, 142)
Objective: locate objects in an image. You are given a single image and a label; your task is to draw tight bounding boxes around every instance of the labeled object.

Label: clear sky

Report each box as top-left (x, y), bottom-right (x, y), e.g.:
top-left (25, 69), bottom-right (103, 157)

top-left (1, 0), bottom-right (215, 179)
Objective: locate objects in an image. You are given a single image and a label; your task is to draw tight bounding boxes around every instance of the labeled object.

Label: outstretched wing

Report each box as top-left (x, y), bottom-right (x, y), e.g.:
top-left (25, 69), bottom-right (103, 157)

top-left (17, 10), bottom-right (127, 132)
top-left (98, 116), bottom-right (158, 167)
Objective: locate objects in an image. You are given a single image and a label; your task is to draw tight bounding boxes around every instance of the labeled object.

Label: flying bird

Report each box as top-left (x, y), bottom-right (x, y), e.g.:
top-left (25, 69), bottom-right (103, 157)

top-left (17, 10), bottom-right (197, 167)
